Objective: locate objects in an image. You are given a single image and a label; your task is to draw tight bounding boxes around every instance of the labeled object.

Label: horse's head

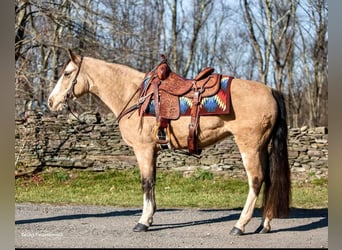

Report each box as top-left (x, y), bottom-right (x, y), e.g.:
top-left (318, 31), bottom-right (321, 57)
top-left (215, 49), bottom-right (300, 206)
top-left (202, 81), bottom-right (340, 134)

top-left (48, 49), bottom-right (88, 112)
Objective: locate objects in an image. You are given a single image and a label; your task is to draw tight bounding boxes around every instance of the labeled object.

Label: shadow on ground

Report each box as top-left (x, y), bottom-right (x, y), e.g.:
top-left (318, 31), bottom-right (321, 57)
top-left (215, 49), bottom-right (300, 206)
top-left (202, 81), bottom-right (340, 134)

top-left (15, 206), bottom-right (327, 233)
top-left (148, 207), bottom-right (328, 233)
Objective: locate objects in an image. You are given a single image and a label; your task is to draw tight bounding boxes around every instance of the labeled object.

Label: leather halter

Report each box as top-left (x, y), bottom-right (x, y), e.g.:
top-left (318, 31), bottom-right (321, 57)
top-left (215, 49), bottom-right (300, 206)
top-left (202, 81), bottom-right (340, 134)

top-left (63, 56), bottom-right (86, 124)
top-left (66, 56), bottom-right (84, 99)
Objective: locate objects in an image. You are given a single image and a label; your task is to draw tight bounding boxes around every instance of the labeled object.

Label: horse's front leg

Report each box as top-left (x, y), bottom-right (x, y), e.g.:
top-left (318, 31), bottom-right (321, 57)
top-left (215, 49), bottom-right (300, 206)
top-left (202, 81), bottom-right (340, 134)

top-left (132, 144), bottom-right (157, 232)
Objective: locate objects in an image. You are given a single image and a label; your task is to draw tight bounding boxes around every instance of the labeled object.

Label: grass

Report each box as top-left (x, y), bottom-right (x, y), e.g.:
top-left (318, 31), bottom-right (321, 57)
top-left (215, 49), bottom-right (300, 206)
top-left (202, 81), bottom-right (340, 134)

top-left (15, 167), bottom-right (328, 209)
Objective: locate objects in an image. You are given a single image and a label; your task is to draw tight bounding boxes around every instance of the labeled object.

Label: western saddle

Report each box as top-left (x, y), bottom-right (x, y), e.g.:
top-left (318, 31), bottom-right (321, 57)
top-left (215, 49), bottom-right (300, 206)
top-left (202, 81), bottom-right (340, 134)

top-left (117, 55), bottom-right (222, 155)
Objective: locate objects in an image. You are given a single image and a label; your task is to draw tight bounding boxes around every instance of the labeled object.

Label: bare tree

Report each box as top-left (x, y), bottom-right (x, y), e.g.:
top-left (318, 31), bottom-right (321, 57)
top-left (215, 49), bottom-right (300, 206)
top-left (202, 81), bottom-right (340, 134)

top-left (182, 0), bottom-right (214, 76)
top-left (297, 0), bottom-right (328, 127)
top-left (271, 0), bottom-right (297, 92)
top-left (165, 0), bottom-right (182, 72)
top-left (15, 0), bottom-right (30, 62)
top-left (241, 0), bottom-right (273, 84)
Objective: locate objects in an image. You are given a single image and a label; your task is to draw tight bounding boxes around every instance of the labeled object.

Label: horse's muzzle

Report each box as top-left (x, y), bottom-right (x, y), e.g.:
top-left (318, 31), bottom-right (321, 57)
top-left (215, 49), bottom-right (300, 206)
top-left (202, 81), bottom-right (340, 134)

top-left (48, 97), bottom-right (67, 112)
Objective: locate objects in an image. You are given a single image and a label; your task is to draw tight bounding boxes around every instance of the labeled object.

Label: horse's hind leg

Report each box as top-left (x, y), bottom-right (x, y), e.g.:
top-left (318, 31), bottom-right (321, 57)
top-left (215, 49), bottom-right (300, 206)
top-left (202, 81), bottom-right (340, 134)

top-left (229, 142), bottom-right (268, 236)
top-left (132, 145), bottom-right (157, 232)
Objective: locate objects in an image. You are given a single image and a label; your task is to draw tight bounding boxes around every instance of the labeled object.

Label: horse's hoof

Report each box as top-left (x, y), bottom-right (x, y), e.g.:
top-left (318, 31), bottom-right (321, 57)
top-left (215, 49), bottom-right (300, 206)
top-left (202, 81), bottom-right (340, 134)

top-left (229, 226), bottom-right (244, 236)
top-left (260, 227), bottom-right (270, 233)
top-left (255, 225), bottom-right (271, 234)
top-left (133, 223), bottom-right (149, 232)
top-left (148, 217), bottom-right (153, 226)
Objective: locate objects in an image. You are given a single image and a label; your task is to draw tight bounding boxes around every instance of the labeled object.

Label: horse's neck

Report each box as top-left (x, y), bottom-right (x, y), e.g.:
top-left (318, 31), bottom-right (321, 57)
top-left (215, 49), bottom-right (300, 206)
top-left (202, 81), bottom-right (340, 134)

top-left (85, 58), bottom-right (145, 117)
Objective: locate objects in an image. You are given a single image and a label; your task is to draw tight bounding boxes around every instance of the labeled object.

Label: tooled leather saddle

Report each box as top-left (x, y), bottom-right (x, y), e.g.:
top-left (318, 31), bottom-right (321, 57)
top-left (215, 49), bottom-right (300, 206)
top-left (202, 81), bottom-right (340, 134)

top-left (117, 55), bottom-right (229, 155)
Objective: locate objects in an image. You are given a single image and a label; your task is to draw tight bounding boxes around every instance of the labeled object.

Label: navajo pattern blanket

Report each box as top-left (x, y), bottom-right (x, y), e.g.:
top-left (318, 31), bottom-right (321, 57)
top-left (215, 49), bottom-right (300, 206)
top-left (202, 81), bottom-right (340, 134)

top-left (143, 75), bottom-right (233, 117)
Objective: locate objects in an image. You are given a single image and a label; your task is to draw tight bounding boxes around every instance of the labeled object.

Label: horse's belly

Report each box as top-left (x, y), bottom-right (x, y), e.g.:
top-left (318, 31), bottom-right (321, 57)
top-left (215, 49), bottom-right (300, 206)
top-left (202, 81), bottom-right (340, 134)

top-left (169, 115), bottom-right (232, 149)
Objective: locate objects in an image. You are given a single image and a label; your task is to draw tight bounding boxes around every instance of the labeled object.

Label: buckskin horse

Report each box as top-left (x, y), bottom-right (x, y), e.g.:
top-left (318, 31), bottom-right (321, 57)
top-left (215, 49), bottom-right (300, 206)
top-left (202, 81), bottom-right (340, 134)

top-left (48, 49), bottom-right (291, 235)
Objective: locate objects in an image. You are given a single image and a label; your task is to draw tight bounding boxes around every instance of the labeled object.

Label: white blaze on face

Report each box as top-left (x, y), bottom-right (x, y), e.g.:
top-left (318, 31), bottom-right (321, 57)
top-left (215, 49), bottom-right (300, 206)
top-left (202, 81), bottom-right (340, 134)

top-left (49, 77), bottom-right (64, 99)
top-left (48, 63), bottom-right (76, 110)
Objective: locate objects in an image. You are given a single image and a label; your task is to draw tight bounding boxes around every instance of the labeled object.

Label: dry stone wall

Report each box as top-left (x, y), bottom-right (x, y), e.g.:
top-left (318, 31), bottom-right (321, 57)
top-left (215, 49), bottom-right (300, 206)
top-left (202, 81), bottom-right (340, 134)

top-left (15, 111), bottom-right (328, 180)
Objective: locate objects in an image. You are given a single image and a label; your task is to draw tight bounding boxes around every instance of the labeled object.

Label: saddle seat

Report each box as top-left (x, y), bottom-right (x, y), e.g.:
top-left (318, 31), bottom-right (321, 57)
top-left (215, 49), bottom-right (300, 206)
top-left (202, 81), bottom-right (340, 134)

top-left (159, 71), bottom-right (220, 97)
top-left (156, 63), bottom-right (219, 97)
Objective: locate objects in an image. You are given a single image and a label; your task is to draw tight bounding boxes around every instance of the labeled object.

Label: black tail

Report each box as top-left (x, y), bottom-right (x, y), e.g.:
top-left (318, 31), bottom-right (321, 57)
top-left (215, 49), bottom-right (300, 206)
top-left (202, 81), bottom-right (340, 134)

top-left (262, 89), bottom-right (291, 219)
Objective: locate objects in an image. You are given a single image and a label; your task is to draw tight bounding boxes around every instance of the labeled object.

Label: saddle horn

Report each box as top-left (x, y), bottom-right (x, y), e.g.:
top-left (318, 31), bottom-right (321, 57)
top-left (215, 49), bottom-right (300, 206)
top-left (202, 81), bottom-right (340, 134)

top-left (157, 54), bottom-right (170, 80)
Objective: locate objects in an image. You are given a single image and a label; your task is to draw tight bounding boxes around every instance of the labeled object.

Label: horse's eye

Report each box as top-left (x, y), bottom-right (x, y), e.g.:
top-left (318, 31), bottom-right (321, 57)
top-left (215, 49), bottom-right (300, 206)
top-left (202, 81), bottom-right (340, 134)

top-left (64, 71), bottom-right (72, 77)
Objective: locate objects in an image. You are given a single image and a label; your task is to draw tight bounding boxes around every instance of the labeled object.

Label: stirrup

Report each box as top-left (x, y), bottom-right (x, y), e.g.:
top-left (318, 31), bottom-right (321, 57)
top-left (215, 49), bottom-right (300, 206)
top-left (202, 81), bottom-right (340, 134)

top-left (152, 122), bottom-right (171, 149)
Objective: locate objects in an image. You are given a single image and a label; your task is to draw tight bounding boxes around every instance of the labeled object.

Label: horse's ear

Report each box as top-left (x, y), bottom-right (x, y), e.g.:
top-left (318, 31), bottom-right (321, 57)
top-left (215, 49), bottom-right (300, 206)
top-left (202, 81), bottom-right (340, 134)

top-left (68, 49), bottom-right (81, 65)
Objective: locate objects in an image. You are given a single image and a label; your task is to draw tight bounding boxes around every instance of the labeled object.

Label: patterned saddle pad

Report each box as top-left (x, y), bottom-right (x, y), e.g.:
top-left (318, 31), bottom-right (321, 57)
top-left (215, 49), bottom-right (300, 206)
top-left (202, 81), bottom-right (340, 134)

top-left (143, 75), bottom-right (233, 117)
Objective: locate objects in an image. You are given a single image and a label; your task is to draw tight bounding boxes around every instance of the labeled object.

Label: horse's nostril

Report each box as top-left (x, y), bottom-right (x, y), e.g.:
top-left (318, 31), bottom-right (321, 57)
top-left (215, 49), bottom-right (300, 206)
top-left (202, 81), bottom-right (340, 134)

top-left (48, 98), bottom-right (53, 108)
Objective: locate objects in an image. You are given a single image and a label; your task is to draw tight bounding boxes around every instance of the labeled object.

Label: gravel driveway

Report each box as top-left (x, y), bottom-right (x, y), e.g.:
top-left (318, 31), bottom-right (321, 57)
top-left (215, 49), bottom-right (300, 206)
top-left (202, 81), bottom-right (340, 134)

top-left (15, 203), bottom-right (328, 248)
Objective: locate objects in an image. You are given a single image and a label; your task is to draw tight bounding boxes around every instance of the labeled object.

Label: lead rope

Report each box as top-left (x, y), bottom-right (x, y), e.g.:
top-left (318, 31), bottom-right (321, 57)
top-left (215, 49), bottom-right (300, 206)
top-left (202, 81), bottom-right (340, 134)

top-left (66, 98), bottom-right (87, 124)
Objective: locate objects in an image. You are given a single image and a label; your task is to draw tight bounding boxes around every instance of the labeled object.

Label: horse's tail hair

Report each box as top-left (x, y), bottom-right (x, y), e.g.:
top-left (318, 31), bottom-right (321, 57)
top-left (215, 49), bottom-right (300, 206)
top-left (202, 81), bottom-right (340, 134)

top-left (262, 89), bottom-right (291, 219)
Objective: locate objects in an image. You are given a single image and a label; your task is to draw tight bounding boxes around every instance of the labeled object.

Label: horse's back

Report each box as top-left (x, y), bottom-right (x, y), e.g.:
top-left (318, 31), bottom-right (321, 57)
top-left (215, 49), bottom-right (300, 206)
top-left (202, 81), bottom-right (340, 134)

top-left (229, 78), bottom-right (278, 120)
